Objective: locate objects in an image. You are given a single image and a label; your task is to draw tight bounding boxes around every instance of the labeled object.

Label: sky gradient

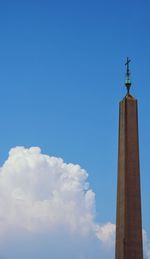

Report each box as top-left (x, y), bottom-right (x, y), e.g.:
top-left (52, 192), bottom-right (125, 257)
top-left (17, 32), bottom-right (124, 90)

top-left (0, 0), bottom-right (150, 258)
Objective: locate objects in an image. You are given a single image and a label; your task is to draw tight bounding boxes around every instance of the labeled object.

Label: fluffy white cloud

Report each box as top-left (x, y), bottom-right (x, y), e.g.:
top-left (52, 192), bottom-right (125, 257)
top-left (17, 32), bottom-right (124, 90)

top-left (0, 146), bottom-right (114, 259)
top-left (0, 146), bottom-right (149, 259)
top-left (96, 222), bottom-right (115, 248)
top-left (0, 146), bottom-right (95, 235)
top-left (143, 230), bottom-right (150, 259)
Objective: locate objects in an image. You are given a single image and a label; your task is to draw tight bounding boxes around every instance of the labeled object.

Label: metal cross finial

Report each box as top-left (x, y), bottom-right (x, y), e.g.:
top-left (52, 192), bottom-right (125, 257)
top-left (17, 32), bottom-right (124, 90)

top-left (125, 57), bottom-right (131, 95)
top-left (125, 57), bottom-right (131, 70)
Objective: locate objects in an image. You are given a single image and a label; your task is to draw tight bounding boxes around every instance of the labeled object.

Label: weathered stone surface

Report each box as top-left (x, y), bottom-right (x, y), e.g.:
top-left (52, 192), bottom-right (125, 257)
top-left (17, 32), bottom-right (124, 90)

top-left (115, 95), bottom-right (143, 259)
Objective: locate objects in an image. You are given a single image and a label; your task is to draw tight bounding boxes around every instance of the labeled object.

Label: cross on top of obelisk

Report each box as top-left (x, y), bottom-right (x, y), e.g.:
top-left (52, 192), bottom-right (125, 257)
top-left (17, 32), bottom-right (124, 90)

top-left (125, 57), bottom-right (131, 95)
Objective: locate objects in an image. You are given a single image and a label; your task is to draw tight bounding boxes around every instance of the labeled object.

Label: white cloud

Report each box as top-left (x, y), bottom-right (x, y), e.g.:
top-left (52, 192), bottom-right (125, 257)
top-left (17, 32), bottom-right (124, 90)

top-left (0, 147), bottom-right (97, 234)
top-left (143, 229), bottom-right (150, 259)
top-left (0, 146), bottom-right (114, 259)
top-left (96, 222), bottom-right (115, 248)
top-left (0, 146), bottom-right (149, 259)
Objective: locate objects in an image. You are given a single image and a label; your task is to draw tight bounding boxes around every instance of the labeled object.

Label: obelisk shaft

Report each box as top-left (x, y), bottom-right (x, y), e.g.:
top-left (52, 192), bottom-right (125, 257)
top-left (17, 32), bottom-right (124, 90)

top-left (115, 95), bottom-right (143, 259)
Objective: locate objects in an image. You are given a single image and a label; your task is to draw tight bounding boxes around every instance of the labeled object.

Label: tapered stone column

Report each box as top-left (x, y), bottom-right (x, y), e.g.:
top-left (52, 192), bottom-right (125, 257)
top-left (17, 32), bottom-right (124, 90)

top-left (115, 94), bottom-right (143, 259)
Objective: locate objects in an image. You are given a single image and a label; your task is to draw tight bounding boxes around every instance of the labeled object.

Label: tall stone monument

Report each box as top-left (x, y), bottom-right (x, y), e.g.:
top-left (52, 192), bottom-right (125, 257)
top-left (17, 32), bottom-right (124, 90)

top-left (115, 58), bottom-right (143, 259)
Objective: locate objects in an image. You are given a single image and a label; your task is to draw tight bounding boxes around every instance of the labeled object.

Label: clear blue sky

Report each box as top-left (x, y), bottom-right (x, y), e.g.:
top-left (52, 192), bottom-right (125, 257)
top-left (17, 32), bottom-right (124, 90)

top-left (0, 0), bottom-right (150, 244)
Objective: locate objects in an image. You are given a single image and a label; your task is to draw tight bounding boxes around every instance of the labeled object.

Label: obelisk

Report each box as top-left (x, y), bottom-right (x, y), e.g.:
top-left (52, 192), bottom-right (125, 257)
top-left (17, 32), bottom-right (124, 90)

top-left (115, 58), bottom-right (143, 259)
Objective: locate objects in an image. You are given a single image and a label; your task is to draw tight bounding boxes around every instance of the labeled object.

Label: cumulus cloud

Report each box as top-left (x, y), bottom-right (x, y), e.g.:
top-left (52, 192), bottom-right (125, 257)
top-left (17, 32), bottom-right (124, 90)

top-left (96, 222), bottom-right (115, 248)
top-left (143, 229), bottom-right (150, 259)
top-left (0, 146), bottom-right (149, 259)
top-left (0, 146), bottom-right (95, 235)
top-left (0, 146), bottom-right (115, 259)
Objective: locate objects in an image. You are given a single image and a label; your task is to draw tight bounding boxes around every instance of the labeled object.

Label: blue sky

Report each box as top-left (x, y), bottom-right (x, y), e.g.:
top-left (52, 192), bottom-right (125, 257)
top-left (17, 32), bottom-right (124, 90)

top-left (0, 0), bottom-right (150, 258)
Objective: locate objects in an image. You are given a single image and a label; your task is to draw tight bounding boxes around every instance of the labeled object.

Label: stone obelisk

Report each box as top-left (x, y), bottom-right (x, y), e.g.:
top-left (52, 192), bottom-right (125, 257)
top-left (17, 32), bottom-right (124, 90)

top-left (115, 58), bottom-right (143, 259)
